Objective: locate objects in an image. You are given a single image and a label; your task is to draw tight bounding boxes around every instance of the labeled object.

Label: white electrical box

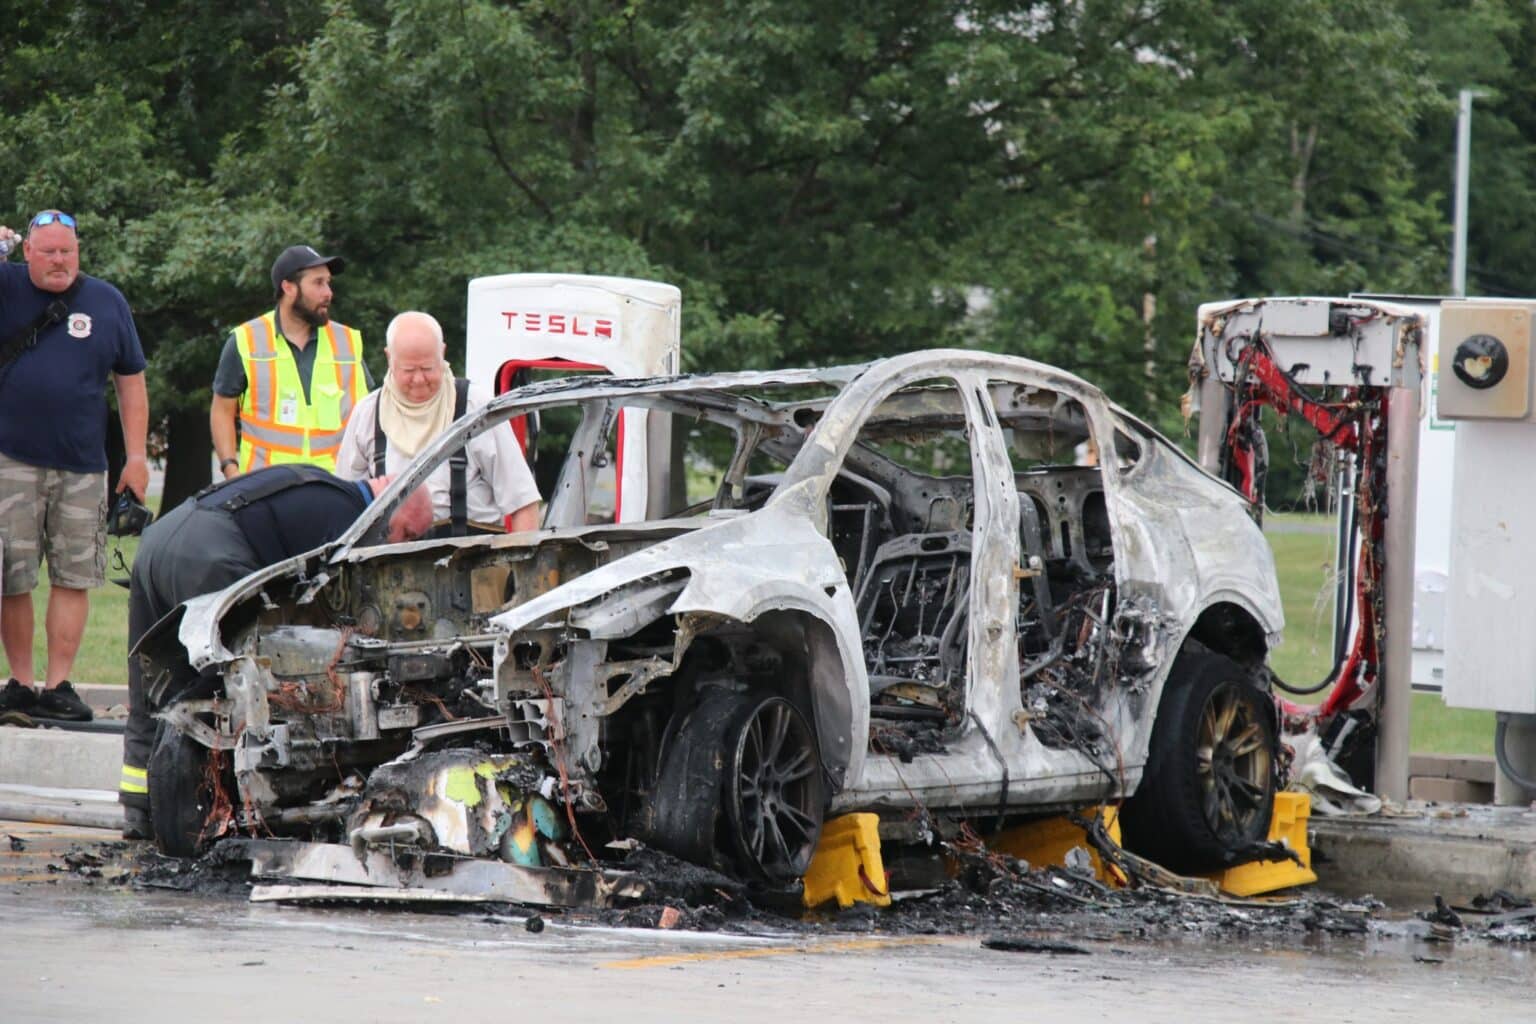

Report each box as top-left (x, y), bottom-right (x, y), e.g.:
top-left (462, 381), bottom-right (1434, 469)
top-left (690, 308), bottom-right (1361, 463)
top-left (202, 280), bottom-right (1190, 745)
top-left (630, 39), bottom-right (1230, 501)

top-left (1435, 301), bottom-right (1535, 421)
top-left (1441, 420), bottom-right (1536, 713)
top-left (1197, 296), bottom-right (1424, 390)
top-left (1416, 300), bottom-right (1536, 713)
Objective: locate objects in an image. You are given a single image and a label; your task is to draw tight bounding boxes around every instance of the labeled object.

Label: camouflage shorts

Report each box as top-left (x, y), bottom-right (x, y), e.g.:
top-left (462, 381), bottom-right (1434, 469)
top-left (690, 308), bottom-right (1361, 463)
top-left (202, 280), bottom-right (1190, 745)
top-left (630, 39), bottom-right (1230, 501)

top-left (0, 451), bottom-right (107, 594)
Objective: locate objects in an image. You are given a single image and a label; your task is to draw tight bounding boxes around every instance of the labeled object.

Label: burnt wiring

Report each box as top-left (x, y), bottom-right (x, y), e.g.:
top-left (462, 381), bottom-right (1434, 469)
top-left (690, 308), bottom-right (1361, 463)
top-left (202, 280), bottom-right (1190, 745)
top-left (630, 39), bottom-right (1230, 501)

top-left (267, 628), bottom-right (354, 716)
top-left (1020, 583), bottom-right (1120, 765)
top-left (1045, 682), bottom-right (1129, 799)
top-left (399, 686), bottom-right (460, 722)
top-left (532, 665), bottom-right (599, 865)
top-left (1217, 330), bottom-right (1388, 721)
top-left (218, 720), bottom-right (273, 841)
top-left (200, 748), bottom-right (237, 846)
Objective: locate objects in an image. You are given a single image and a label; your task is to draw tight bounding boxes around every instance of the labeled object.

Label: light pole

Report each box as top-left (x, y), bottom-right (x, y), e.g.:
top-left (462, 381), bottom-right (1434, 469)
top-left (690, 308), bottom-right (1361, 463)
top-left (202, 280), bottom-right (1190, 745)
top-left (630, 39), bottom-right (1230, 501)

top-left (1452, 88), bottom-right (1487, 297)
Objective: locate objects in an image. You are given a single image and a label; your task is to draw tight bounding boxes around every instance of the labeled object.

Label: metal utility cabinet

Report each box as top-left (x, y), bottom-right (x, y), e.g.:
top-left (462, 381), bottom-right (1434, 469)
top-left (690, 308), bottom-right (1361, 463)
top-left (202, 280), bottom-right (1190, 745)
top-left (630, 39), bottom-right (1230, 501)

top-left (1434, 300), bottom-right (1536, 802)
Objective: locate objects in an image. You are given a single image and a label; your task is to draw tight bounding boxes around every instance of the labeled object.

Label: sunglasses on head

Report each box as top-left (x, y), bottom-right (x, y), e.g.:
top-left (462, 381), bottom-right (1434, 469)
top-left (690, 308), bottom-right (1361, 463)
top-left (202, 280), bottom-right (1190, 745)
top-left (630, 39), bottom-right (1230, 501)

top-left (29, 210), bottom-right (77, 230)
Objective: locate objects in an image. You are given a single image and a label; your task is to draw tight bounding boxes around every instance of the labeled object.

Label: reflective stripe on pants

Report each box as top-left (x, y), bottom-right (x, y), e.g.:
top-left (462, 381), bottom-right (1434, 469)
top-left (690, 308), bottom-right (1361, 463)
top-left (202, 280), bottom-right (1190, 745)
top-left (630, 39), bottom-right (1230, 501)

top-left (119, 764), bottom-right (148, 795)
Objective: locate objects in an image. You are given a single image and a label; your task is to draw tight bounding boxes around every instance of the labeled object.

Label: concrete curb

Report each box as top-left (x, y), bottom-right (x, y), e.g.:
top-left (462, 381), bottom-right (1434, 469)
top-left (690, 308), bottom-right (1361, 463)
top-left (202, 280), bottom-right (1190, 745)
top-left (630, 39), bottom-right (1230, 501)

top-left (72, 683), bottom-right (129, 711)
top-left (0, 727), bottom-right (120, 792)
top-left (1310, 806), bottom-right (1536, 903)
top-left (0, 798), bottom-right (122, 830)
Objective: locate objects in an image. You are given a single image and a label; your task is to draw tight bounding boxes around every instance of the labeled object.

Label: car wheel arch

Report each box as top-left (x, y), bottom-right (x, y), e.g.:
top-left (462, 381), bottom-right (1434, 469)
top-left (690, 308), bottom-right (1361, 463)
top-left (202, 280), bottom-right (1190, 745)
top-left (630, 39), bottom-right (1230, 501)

top-left (1183, 599), bottom-right (1272, 672)
top-left (717, 607), bottom-right (859, 794)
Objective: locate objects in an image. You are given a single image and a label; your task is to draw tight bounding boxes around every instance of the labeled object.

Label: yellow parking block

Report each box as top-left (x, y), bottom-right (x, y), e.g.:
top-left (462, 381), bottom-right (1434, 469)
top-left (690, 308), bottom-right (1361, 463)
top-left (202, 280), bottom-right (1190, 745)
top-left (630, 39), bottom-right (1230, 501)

top-left (984, 805), bottom-right (1124, 884)
top-left (1210, 792), bottom-right (1318, 896)
top-left (802, 813), bottom-right (891, 909)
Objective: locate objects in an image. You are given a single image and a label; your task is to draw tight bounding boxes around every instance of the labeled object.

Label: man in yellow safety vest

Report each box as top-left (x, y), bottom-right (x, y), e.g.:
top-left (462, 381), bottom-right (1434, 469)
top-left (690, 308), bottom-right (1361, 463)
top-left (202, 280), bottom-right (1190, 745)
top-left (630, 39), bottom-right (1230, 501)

top-left (209, 245), bottom-right (371, 478)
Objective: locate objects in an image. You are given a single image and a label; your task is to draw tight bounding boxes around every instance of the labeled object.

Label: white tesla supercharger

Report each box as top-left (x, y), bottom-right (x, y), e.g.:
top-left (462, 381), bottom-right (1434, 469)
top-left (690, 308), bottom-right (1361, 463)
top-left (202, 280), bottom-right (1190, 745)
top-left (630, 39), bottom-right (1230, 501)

top-left (463, 274), bottom-right (681, 522)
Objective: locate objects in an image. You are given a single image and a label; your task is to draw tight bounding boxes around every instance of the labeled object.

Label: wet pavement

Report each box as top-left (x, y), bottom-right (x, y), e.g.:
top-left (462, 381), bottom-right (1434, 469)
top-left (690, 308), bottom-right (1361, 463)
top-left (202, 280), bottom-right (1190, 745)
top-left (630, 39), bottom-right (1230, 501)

top-left (3, 819), bottom-right (1533, 1023)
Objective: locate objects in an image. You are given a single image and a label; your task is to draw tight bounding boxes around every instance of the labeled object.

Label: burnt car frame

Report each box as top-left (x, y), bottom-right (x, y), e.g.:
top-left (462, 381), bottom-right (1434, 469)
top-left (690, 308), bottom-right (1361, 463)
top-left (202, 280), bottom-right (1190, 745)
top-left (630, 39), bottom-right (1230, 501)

top-left (139, 349), bottom-right (1283, 892)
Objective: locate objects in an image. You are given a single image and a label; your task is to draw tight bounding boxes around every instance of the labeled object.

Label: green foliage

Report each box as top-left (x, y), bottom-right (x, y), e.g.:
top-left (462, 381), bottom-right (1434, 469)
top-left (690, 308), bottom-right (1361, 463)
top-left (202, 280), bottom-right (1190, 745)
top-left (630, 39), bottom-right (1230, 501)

top-left (1, 0), bottom-right (1526, 444)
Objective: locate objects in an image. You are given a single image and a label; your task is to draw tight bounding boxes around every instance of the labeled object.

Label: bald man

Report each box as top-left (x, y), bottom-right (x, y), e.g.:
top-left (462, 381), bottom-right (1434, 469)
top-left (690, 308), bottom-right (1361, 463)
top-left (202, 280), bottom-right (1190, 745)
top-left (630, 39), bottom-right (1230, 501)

top-left (335, 311), bottom-right (540, 533)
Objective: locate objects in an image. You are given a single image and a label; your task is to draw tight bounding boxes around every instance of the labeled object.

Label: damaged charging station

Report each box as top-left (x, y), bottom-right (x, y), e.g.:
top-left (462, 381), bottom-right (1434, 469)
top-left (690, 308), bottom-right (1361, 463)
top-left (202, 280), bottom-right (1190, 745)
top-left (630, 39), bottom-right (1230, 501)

top-left (1194, 294), bottom-right (1536, 811)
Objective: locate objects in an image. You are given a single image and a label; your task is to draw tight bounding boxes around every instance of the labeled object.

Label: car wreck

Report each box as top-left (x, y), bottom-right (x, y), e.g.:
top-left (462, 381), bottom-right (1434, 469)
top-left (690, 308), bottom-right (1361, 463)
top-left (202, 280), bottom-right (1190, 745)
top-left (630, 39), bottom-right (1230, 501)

top-left (137, 349), bottom-right (1285, 905)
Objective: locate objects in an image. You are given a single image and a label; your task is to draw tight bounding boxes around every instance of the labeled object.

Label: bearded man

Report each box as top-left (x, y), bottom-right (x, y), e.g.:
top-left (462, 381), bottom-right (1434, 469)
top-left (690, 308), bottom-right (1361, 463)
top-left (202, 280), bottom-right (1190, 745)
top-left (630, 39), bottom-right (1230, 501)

top-left (336, 310), bottom-right (540, 533)
top-left (210, 245), bottom-right (372, 477)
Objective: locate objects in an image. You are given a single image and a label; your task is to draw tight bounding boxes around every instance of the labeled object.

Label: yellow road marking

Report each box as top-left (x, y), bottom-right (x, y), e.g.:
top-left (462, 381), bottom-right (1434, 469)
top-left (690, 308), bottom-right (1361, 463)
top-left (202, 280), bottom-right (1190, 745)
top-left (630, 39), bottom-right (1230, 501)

top-left (601, 935), bottom-right (955, 970)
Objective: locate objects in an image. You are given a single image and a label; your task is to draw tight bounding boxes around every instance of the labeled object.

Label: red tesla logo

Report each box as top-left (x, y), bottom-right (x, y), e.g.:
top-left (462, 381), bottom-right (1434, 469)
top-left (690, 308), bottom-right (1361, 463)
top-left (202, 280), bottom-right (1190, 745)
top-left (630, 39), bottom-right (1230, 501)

top-left (501, 311), bottom-right (613, 339)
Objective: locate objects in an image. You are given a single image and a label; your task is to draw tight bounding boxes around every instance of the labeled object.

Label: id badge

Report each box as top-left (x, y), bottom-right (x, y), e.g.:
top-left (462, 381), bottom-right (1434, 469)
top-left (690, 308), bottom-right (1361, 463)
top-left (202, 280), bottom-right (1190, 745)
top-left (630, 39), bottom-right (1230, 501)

top-left (278, 391), bottom-right (300, 426)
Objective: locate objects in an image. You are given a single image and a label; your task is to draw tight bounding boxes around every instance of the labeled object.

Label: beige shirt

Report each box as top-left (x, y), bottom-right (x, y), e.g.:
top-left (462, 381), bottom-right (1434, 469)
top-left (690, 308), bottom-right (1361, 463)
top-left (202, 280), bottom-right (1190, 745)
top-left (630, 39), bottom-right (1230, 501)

top-left (336, 382), bottom-right (540, 525)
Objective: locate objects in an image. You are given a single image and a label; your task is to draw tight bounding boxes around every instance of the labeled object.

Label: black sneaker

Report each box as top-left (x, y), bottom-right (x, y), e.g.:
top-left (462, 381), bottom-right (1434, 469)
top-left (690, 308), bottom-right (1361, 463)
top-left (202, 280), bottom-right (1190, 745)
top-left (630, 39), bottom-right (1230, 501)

top-left (0, 678), bottom-right (37, 714)
top-left (32, 681), bottom-right (94, 722)
top-left (122, 806), bottom-right (154, 841)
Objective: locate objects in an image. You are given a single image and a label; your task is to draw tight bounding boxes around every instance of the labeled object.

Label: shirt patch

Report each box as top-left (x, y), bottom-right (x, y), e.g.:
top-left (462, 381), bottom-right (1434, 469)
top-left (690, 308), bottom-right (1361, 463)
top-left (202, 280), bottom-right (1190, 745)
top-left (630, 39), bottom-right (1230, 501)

top-left (66, 313), bottom-right (93, 339)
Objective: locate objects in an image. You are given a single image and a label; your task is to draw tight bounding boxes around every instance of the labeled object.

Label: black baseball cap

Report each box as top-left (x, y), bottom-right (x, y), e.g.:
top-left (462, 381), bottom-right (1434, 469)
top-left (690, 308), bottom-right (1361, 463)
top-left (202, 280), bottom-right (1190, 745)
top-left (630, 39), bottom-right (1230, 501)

top-left (271, 245), bottom-right (346, 291)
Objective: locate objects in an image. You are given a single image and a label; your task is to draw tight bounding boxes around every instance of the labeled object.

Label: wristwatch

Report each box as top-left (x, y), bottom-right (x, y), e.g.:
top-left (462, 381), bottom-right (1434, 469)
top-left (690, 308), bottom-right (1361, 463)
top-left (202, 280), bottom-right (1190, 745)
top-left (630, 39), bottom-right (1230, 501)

top-left (219, 457), bottom-right (239, 472)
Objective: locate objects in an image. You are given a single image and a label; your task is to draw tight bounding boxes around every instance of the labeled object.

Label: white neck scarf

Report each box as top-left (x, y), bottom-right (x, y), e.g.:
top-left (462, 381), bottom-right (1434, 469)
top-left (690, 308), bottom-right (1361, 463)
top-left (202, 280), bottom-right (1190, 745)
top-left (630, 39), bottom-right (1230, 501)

top-left (377, 363), bottom-right (456, 459)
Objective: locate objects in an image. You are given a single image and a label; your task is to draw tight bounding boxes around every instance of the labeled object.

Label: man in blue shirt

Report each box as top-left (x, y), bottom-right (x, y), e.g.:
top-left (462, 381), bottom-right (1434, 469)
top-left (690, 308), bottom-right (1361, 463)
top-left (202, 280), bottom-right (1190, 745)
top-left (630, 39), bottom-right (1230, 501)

top-left (0, 210), bottom-right (149, 722)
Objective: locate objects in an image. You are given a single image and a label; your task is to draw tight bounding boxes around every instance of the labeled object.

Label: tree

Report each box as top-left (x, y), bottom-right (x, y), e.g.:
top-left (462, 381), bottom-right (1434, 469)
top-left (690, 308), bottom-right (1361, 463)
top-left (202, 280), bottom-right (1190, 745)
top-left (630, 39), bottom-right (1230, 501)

top-left (2, 0), bottom-right (1477, 498)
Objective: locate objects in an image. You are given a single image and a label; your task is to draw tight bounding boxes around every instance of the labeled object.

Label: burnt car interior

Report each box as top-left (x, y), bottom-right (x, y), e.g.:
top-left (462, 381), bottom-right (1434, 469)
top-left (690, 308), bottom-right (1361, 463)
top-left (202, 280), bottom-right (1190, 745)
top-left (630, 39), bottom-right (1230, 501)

top-left (990, 381), bottom-right (1123, 756)
top-left (141, 367), bottom-right (1276, 889)
top-left (816, 379), bottom-right (1123, 762)
top-left (155, 377), bottom-right (1115, 803)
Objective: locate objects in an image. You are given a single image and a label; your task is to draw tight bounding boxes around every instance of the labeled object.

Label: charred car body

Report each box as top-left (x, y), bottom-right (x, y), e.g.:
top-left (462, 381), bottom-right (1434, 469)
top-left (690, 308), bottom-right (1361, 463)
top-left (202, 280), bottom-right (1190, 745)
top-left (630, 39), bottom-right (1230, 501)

top-left (139, 350), bottom-right (1284, 895)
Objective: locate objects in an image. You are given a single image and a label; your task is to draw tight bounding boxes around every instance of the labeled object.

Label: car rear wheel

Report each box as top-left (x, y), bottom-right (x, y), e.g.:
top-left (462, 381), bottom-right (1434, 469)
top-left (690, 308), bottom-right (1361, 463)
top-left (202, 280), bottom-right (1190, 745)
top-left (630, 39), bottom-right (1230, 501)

top-left (1121, 651), bottom-right (1277, 873)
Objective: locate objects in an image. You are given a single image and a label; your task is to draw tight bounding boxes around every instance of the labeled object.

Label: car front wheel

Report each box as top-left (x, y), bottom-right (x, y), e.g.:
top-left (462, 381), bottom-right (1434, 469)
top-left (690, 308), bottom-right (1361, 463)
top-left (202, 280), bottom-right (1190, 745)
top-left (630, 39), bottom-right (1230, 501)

top-left (724, 695), bottom-right (825, 882)
top-left (634, 689), bottom-right (826, 883)
top-left (148, 724), bottom-right (225, 858)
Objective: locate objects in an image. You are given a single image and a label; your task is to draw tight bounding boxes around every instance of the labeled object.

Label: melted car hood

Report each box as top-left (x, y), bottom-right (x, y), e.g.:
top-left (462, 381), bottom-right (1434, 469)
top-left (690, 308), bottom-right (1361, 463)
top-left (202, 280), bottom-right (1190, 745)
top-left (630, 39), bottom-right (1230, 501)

top-left (170, 511), bottom-right (766, 670)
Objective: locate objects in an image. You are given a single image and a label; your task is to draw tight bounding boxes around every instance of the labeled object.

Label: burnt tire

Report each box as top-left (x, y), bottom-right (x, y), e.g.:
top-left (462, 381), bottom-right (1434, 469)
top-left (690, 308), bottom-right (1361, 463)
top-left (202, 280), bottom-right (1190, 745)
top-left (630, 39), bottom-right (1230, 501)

top-left (631, 690), bottom-right (750, 868)
top-left (1121, 652), bottom-right (1277, 874)
top-left (148, 725), bottom-right (219, 858)
top-left (724, 695), bottom-right (825, 883)
top-left (632, 690), bottom-right (826, 883)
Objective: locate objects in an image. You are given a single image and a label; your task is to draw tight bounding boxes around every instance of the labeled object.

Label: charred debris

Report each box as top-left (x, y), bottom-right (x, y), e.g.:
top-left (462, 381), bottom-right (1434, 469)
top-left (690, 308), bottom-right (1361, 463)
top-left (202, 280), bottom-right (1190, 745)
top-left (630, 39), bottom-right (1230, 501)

top-left (34, 835), bottom-right (1525, 948)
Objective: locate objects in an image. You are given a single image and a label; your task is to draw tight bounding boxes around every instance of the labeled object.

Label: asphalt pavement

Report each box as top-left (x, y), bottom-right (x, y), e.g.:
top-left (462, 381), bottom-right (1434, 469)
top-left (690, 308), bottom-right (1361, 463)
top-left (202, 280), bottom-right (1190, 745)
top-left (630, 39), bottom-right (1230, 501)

top-left (1, 817), bottom-right (1532, 1024)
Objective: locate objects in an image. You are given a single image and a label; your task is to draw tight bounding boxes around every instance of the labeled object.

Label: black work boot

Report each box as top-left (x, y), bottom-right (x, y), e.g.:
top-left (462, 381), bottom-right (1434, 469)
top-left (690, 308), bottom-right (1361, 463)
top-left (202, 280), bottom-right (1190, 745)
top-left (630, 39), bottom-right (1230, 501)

top-left (0, 678), bottom-right (37, 714)
top-left (32, 681), bottom-right (94, 722)
top-left (122, 806), bottom-right (154, 841)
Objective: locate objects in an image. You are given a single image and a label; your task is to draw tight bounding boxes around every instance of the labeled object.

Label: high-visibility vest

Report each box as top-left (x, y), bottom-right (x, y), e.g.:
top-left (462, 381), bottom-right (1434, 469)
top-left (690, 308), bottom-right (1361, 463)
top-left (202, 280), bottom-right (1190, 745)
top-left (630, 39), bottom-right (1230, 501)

top-left (232, 311), bottom-right (365, 472)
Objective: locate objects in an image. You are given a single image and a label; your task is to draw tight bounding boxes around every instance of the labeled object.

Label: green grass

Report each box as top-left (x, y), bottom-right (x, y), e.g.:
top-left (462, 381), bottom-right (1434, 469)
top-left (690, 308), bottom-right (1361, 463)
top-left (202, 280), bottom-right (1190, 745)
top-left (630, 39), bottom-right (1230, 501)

top-left (1264, 521), bottom-right (1340, 687)
top-left (1410, 694), bottom-right (1495, 756)
top-left (1264, 513), bottom-right (1493, 757)
top-left (4, 508), bottom-right (1495, 755)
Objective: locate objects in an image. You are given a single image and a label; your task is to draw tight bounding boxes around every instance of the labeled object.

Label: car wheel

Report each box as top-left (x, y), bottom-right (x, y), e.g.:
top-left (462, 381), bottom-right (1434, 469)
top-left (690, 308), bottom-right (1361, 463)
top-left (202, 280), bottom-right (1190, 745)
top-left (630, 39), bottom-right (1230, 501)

top-left (149, 725), bottom-right (222, 858)
top-left (1121, 651), bottom-right (1277, 873)
top-left (630, 689), bottom-right (749, 868)
top-left (724, 695), bottom-right (825, 882)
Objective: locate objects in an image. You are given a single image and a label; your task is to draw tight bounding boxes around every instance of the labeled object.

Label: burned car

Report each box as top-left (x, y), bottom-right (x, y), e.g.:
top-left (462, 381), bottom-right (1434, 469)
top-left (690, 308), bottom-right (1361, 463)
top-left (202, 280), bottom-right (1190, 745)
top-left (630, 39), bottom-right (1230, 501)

top-left (139, 349), bottom-right (1283, 895)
